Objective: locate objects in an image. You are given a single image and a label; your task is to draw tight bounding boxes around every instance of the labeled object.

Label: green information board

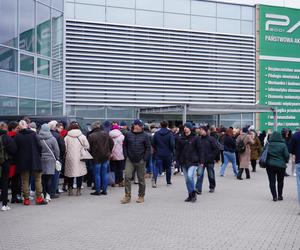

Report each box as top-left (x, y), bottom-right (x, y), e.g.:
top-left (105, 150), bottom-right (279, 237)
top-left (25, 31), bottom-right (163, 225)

top-left (259, 5), bottom-right (300, 131)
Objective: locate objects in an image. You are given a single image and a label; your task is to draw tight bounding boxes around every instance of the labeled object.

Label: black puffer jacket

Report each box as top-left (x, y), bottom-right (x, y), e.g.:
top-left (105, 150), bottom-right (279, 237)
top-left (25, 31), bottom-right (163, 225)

top-left (200, 135), bottom-right (219, 164)
top-left (176, 133), bottom-right (202, 168)
top-left (123, 130), bottom-right (151, 163)
top-left (14, 129), bottom-right (42, 172)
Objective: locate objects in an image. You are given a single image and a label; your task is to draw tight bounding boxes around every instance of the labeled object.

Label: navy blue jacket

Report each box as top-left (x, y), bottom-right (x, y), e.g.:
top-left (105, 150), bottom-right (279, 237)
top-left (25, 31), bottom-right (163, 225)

top-left (289, 131), bottom-right (300, 164)
top-left (152, 128), bottom-right (175, 159)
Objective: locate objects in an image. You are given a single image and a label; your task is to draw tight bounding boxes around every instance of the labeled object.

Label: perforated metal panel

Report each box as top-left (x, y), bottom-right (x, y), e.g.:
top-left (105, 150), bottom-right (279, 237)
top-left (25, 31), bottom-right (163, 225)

top-left (66, 20), bottom-right (255, 107)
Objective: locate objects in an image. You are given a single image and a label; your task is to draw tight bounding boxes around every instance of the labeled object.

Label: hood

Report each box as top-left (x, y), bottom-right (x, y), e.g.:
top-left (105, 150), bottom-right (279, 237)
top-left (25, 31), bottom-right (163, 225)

top-left (19, 128), bottom-right (35, 135)
top-left (269, 131), bottom-right (284, 143)
top-left (157, 128), bottom-right (171, 136)
top-left (38, 130), bottom-right (53, 140)
top-left (67, 129), bottom-right (83, 138)
top-left (109, 129), bottom-right (122, 138)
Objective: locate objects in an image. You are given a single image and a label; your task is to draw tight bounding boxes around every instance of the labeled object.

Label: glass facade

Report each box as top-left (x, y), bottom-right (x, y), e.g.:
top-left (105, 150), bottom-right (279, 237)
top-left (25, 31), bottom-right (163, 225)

top-left (0, 0), bottom-right (64, 116)
top-left (66, 0), bottom-right (255, 35)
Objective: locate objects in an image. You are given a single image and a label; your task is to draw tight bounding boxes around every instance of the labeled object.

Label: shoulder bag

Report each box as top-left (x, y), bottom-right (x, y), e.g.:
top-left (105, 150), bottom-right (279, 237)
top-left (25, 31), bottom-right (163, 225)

top-left (42, 140), bottom-right (62, 171)
top-left (77, 137), bottom-right (93, 162)
top-left (259, 143), bottom-right (269, 168)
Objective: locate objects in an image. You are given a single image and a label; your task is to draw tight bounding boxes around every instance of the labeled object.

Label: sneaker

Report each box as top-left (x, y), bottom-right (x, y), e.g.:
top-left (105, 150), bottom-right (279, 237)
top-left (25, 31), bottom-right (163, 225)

top-left (180, 172), bottom-right (184, 176)
top-left (24, 199), bottom-right (30, 206)
top-left (195, 190), bottom-right (202, 195)
top-left (136, 196), bottom-right (144, 203)
top-left (160, 172), bottom-right (165, 177)
top-left (209, 189), bottom-right (215, 193)
top-left (58, 189), bottom-right (64, 193)
top-left (151, 179), bottom-right (157, 188)
top-left (36, 197), bottom-right (48, 205)
top-left (11, 197), bottom-right (22, 204)
top-left (1, 205), bottom-right (11, 211)
top-left (185, 195), bottom-right (192, 202)
top-left (45, 193), bottom-right (51, 203)
top-left (100, 191), bottom-right (107, 195)
top-left (90, 191), bottom-right (101, 196)
top-left (278, 196), bottom-right (283, 201)
top-left (167, 182), bottom-right (172, 185)
top-left (294, 173), bottom-right (297, 177)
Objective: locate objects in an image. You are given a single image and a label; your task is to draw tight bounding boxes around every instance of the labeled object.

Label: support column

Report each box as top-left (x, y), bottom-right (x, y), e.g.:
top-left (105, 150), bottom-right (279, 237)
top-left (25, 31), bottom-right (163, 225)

top-left (182, 104), bottom-right (187, 124)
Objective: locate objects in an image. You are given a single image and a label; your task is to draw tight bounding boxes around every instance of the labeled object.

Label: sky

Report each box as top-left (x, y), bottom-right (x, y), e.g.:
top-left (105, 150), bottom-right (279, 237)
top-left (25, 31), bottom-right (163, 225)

top-left (212, 0), bottom-right (300, 8)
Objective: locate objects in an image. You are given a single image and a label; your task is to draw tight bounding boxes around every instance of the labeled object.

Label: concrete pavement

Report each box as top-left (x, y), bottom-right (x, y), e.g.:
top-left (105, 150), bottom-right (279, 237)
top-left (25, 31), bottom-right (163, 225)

top-left (0, 164), bottom-right (299, 250)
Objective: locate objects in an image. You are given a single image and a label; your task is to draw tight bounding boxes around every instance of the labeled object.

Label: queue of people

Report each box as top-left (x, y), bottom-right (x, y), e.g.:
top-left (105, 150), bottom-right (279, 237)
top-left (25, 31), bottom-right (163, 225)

top-left (0, 118), bottom-right (299, 214)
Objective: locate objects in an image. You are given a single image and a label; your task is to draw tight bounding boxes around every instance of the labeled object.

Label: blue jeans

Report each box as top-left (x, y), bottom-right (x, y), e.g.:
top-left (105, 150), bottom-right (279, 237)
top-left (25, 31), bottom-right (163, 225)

top-left (183, 166), bottom-right (197, 194)
top-left (153, 156), bottom-right (172, 184)
top-left (93, 161), bottom-right (109, 193)
top-left (51, 169), bottom-right (60, 195)
top-left (196, 163), bottom-right (216, 192)
top-left (296, 164), bottom-right (300, 205)
top-left (220, 151), bottom-right (238, 176)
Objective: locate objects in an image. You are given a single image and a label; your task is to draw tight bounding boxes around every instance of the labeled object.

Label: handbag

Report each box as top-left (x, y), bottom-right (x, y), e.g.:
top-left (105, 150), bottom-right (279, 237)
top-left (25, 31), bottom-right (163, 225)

top-left (259, 143), bottom-right (269, 168)
top-left (42, 140), bottom-right (62, 171)
top-left (107, 171), bottom-right (115, 186)
top-left (77, 137), bottom-right (93, 162)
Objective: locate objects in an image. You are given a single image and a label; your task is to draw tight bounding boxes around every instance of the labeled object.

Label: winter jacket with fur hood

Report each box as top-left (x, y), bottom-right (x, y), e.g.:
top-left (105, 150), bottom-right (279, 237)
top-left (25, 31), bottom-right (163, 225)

top-left (109, 129), bottom-right (125, 161)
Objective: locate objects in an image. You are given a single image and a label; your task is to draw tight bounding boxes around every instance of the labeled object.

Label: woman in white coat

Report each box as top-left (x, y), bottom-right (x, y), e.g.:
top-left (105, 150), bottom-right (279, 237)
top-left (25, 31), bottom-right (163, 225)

top-left (64, 122), bottom-right (90, 195)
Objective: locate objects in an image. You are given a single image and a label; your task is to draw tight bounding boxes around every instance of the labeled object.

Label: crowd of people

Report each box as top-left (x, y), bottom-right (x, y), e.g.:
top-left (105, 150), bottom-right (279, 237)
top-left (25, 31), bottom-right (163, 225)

top-left (0, 118), bottom-right (299, 213)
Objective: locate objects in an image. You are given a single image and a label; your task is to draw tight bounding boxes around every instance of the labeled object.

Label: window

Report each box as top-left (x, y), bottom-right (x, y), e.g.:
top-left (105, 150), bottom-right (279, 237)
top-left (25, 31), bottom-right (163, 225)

top-left (0, 46), bottom-right (18, 72)
top-left (107, 0), bottom-right (135, 8)
top-left (191, 16), bottom-right (216, 32)
top-left (19, 0), bottom-right (35, 52)
top-left (52, 10), bottom-right (63, 60)
top-left (19, 75), bottom-right (35, 98)
top-left (37, 100), bottom-right (51, 115)
top-left (52, 60), bottom-right (63, 81)
top-left (52, 81), bottom-right (63, 102)
top-left (65, 2), bottom-right (75, 19)
top-left (37, 3), bottom-right (51, 57)
top-left (191, 1), bottom-right (216, 17)
top-left (37, 78), bottom-right (51, 100)
top-left (19, 98), bottom-right (35, 115)
top-left (0, 0), bottom-right (18, 47)
top-left (164, 13), bottom-right (190, 30)
top-left (52, 102), bottom-right (63, 115)
top-left (106, 7), bottom-right (135, 25)
top-left (241, 6), bottom-right (254, 21)
top-left (241, 21), bottom-right (254, 35)
top-left (136, 0), bottom-right (163, 12)
top-left (75, 3), bottom-right (105, 22)
top-left (0, 70), bottom-right (18, 96)
top-left (0, 96), bottom-right (17, 115)
top-left (20, 54), bottom-right (34, 73)
top-left (217, 3), bottom-right (240, 20)
top-left (52, 0), bottom-right (64, 10)
top-left (37, 58), bottom-right (50, 76)
top-left (217, 18), bottom-right (241, 34)
top-left (75, 0), bottom-right (105, 5)
top-left (164, 0), bottom-right (190, 14)
top-left (136, 11), bottom-right (163, 28)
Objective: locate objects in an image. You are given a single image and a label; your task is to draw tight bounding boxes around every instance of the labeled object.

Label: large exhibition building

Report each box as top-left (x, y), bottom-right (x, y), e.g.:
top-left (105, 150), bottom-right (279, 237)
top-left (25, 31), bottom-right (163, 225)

top-left (1, 0), bottom-right (300, 130)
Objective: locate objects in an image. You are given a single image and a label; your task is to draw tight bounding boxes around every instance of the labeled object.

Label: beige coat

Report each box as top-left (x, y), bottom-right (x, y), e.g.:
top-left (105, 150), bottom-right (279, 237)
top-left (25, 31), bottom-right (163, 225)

top-left (236, 133), bottom-right (254, 169)
top-left (64, 129), bottom-right (89, 178)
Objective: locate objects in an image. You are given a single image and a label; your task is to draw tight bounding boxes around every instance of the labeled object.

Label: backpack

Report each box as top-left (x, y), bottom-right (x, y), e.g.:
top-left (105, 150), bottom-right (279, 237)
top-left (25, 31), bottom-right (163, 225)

top-left (237, 136), bottom-right (247, 154)
top-left (0, 135), bottom-right (8, 165)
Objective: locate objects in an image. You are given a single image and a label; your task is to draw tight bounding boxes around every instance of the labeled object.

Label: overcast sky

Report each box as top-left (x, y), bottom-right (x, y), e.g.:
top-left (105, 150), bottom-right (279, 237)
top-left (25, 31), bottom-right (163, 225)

top-left (212, 0), bottom-right (300, 8)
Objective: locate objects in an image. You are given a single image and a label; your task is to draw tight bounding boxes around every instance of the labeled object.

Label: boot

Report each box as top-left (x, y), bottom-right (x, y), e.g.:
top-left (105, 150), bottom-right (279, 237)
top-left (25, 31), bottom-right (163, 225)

top-left (190, 191), bottom-right (197, 203)
top-left (245, 169), bottom-right (250, 179)
top-left (76, 188), bottom-right (81, 196)
top-left (23, 198), bottom-right (30, 206)
top-left (185, 193), bottom-right (192, 202)
top-left (68, 188), bottom-right (73, 196)
top-left (237, 169), bottom-right (243, 180)
top-left (136, 196), bottom-right (144, 203)
top-left (120, 194), bottom-right (131, 204)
